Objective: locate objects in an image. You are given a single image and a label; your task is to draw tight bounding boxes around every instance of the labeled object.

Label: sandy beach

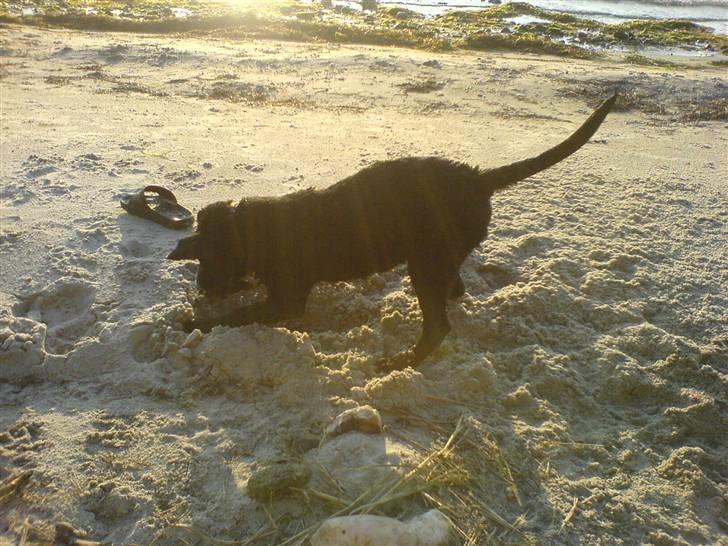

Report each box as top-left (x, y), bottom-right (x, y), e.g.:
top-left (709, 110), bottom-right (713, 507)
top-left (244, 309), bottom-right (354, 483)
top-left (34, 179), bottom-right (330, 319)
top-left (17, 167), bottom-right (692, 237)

top-left (1, 15), bottom-right (727, 546)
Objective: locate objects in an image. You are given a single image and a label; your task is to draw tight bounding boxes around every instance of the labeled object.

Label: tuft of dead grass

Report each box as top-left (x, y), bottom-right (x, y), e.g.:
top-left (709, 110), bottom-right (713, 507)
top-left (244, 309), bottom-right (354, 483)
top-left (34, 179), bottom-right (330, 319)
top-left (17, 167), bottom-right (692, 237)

top-left (273, 415), bottom-right (531, 546)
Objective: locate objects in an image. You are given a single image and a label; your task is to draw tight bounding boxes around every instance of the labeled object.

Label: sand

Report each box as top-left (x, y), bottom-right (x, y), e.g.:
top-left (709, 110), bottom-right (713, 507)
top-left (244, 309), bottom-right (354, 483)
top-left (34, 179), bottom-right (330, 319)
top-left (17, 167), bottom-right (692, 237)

top-left (0, 22), bottom-right (726, 545)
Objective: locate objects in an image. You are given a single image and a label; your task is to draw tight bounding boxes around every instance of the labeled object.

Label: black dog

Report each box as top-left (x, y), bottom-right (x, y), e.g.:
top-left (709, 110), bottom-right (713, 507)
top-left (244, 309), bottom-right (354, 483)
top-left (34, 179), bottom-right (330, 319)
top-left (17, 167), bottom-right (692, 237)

top-left (169, 96), bottom-right (616, 370)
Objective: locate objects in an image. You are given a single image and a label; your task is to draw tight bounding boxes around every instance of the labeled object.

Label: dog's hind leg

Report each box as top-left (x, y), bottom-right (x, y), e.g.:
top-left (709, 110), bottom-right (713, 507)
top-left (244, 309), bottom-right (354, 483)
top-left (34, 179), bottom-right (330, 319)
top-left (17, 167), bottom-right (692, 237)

top-left (378, 260), bottom-right (463, 371)
top-left (410, 266), bottom-right (454, 364)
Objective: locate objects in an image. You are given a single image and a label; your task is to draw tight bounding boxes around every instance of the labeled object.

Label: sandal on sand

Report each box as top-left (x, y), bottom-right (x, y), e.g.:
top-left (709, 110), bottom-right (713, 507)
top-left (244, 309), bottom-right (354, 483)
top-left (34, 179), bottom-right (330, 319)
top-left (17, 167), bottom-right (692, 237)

top-left (120, 185), bottom-right (193, 230)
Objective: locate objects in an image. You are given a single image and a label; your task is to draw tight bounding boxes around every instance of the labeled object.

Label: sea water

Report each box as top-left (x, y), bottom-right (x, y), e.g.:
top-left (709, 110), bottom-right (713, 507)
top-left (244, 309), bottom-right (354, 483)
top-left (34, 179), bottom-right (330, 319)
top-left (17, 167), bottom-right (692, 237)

top-left (380, 0), bottom-right (728, 34)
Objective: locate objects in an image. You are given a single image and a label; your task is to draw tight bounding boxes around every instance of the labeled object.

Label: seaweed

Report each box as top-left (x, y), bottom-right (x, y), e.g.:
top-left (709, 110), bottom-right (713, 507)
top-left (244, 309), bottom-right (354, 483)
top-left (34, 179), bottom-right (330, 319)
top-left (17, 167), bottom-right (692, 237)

top-left (1, 0), bottom-right (726, 60)
top-left (680, 97), bottom-right (728, 121)
top-left (462, 31), bottom-right (594, 58)
top-left (623, 53), bottom-right (680, 68)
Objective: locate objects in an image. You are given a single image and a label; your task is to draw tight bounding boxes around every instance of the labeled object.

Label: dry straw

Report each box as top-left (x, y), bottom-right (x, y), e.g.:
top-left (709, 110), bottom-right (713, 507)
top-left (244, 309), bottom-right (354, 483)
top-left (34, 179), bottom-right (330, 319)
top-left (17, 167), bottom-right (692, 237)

top-left (148, 414), bottom-right (530, 545)
top-left (278, 414), bottom-right (528, 546)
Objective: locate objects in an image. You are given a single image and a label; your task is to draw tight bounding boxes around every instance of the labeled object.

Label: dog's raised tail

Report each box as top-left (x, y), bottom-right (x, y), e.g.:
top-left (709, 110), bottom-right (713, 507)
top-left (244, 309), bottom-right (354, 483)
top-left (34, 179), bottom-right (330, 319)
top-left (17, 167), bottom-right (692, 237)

top-left (483, 94), bottom-right (617, 191)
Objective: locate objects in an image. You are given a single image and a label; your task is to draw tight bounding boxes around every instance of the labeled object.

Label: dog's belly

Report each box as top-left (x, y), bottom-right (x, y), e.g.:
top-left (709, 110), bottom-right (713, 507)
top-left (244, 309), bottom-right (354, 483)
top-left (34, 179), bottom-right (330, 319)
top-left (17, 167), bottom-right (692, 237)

top-left (314, 241), bottom-right (405, 282)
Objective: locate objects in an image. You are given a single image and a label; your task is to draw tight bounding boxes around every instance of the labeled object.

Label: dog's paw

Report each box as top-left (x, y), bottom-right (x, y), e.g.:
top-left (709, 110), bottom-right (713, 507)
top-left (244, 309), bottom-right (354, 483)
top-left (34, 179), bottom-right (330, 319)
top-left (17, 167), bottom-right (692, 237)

top-left (375, 350), bottom-right (418, 374)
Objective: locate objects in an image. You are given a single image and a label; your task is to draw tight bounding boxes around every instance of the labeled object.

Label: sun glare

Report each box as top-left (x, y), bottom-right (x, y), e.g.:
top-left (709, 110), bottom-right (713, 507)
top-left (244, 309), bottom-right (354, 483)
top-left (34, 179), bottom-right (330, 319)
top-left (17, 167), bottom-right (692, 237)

top-left (218, 0), bottom-right (281, 7)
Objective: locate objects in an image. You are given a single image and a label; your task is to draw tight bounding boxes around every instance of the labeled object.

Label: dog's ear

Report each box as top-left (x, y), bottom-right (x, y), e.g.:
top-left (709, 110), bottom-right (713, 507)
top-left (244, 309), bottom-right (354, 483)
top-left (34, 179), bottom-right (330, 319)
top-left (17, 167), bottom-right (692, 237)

top-left (167, 234), bottom-right (201, 260)
top-left (197, 201), bottom-right (236, 231)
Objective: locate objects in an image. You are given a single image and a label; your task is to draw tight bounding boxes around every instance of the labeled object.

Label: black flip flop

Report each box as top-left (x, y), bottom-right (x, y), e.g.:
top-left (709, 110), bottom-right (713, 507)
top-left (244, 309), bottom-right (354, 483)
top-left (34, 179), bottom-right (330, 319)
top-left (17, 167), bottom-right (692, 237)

top-left (120, 185), bottom-right (193, 230)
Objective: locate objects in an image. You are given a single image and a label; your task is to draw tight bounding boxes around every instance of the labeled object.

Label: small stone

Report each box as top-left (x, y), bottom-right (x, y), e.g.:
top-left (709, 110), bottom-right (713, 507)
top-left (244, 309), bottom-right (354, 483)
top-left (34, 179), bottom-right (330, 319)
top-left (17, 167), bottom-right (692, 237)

top-left (324, 405), bottom-right (382, 440)
top-left (247, 460), bottom-right (311, 501)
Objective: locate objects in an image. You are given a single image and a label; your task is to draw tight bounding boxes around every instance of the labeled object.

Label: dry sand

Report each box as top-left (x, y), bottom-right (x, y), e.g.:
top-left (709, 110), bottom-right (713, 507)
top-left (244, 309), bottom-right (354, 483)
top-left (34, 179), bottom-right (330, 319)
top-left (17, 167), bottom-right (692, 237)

top-left (0, 23), bottom-right (727, 545)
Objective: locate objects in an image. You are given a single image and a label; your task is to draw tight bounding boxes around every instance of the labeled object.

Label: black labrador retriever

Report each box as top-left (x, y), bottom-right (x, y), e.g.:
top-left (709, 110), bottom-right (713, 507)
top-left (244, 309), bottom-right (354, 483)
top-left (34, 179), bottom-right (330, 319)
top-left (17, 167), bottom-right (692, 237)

top-left (169, 96), bottom-right (616, 371)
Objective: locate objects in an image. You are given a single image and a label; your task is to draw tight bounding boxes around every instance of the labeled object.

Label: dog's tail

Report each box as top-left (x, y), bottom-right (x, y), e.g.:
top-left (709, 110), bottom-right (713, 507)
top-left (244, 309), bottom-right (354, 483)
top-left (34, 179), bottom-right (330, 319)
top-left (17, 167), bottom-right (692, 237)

top-left (481, 94), bottom-right (617, 192)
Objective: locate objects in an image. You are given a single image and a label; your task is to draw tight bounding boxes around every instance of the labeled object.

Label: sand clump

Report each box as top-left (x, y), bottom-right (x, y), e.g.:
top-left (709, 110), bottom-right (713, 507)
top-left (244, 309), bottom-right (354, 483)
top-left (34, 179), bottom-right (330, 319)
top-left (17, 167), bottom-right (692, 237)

top-left (0, 314), bottom-right (47, 379)
top-left (184, 326), bottom-right (317, 391)
top-left (0, 23), bottom-right (726, 546)
top-left (354, 368), bottom-right (430, 412)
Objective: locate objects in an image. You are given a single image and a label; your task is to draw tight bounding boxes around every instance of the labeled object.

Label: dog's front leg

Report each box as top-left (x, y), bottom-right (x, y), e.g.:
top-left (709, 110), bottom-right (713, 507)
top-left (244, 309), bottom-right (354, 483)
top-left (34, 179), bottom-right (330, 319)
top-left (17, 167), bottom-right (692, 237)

top-left (186, 301), bottom-right (284, 333)
top-left (185, 286), bottom-right (311, 333)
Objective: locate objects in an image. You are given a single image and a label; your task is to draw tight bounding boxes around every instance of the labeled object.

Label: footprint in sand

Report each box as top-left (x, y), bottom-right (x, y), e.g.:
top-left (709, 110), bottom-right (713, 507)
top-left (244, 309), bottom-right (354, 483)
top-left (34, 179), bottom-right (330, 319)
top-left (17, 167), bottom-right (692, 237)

top-left (13, 278), bottom-right (98, 355)
top-left (41, 179), bottom-right (79, 197)
top-left (0, 182), bottom-right (35, 205)
top-left (113, 157), bottom-right (148, 176)
top-left (0, 417), bottom-right (45, 468)
top-left (476, 263), bottom-right (518, 290)
top-left (98, 43), bottom-right (130, 64)
top-left (20, 154), bottom-right (63, 179)
top-left (512, 234), bottom-right (556, 258)
top-left (72, 153), bottom-right (105, 173)
top-left (14, 155), bottom-right (79, 200)
top-left (0, 229), bottom-right (22, 246)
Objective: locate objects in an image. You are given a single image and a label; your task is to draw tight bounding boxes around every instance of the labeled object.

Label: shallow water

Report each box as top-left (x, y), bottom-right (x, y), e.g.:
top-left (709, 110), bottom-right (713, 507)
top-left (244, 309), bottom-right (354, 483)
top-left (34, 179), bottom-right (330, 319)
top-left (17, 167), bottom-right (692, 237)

top-left (382, 0), bottom-right (728, 33)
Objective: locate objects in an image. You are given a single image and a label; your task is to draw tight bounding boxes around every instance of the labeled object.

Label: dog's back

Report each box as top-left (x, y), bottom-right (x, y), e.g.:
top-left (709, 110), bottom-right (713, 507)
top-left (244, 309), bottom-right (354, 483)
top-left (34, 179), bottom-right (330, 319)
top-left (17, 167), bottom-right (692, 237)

top-left (241, 157), bottom-right (489, 285)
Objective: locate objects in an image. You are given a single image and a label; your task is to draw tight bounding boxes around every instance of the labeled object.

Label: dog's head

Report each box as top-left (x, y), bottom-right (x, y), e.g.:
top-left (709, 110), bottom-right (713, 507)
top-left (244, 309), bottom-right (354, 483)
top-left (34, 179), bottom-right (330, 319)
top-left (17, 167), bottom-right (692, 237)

top-left (168, 201), bottom-right (249, 299)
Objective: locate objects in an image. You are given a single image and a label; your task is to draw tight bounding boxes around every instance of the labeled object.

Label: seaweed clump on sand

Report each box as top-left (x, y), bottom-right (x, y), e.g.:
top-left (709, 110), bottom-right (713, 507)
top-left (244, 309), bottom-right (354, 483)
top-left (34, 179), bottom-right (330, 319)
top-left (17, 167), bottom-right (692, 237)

top-left (680, 97), bottom-right (728, 121)
top-left (435, 2), bottom-right (600, 57)
top-left (1, 0), bottom-right (726, 58)
top-left (610, 19), bottom-right (725, 51)
top-left (434, 3), bottom-right (727, 55)
top-left (0, 0), bottom-right (226, 20)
